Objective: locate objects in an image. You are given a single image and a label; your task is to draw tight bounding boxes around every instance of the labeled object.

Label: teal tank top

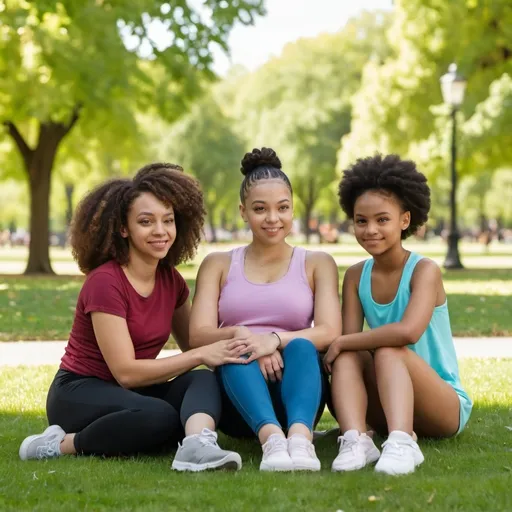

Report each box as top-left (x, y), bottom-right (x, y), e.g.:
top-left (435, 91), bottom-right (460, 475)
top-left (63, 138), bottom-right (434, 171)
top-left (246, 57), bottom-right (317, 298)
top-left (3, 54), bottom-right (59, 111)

top-left (358, 252), bottom-right (472, 434)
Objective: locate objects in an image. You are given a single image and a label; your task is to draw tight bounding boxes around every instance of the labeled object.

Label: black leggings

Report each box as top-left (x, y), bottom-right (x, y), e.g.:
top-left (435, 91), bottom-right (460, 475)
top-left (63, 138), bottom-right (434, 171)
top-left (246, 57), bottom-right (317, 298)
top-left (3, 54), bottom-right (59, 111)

top-left (46, 368), bottom-right (221, 456)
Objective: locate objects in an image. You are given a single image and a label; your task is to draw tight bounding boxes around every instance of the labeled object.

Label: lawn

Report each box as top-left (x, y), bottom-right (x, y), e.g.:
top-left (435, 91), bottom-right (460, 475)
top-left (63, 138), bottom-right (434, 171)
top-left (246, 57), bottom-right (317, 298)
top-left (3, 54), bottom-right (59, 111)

top-left (0, 359), bottom-right (510, 511)
top-left (1, 264), bottom-right (511, 341)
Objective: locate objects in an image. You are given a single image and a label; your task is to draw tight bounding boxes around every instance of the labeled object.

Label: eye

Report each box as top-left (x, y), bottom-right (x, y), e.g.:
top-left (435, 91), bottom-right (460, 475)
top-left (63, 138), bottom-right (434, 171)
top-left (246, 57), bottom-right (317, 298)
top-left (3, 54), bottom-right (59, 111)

top-left (378, 217), bottom-right (390, 223)
top-left (254, 207), bottom-right (265, 213)
top-left (165, 218), bottom-right (175, 224)
top-left (279, 205), bottom-right (289, 211)
top-left (139, 219), bottom-right (151, 226)
top-left (355, 219), bottom-right (366, 224)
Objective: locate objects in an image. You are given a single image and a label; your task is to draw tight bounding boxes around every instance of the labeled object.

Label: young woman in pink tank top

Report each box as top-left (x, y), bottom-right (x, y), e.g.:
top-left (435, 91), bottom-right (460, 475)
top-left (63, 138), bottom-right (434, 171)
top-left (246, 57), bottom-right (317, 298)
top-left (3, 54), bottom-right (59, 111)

top-left (189, 147), bottom-right (342, 472)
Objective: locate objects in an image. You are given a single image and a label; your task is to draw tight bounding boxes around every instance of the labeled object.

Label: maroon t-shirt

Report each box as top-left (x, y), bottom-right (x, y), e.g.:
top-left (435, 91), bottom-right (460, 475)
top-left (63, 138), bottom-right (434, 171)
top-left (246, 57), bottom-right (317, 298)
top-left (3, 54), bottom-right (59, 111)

top-left (60, 260), bottom-right (189, 381)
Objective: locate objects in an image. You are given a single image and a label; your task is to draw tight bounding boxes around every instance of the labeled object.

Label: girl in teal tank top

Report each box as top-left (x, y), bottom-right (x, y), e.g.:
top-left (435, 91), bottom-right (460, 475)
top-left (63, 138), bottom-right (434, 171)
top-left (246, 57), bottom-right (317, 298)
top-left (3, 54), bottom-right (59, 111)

top-left (325, 154), bottom-right (472, 476)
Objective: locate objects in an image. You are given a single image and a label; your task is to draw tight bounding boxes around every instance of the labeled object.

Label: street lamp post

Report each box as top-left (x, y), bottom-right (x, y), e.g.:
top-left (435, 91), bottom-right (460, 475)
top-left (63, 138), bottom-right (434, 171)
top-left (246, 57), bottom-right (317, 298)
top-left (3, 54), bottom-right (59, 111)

top-left (440, 63), bottom-right (467, 269)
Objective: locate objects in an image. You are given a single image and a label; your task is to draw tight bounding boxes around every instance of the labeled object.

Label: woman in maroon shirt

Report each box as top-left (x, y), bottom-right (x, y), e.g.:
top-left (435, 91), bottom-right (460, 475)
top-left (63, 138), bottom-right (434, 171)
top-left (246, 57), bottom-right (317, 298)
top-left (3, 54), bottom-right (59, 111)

top-left (19, 163), bottom-right (248, 471)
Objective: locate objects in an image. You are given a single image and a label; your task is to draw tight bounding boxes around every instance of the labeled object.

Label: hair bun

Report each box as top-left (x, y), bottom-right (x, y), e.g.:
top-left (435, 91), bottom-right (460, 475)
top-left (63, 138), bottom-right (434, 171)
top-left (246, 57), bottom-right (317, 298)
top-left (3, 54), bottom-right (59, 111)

top-left (240, 147), bottom-right (282, 176)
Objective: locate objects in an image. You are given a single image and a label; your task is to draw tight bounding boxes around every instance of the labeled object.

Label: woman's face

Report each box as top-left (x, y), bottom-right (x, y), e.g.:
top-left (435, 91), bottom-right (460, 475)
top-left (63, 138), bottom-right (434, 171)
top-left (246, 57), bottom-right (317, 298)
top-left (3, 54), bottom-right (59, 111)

top-left (240, 179), bottom-right (293, 246)
top-left (122, 192), bottom-right (176, 262)
top-left (353, 190), bottom-right (410, 256)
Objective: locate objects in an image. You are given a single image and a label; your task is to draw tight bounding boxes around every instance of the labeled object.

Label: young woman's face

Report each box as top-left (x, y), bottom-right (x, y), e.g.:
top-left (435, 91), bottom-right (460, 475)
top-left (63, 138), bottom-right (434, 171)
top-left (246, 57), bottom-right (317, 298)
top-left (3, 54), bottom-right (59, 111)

top-left (353, 190), bottom-right (410, 256)
top-left (240, 179), bottom-right (293, 246)
top-left (122, 192), bottom-right (176, 262)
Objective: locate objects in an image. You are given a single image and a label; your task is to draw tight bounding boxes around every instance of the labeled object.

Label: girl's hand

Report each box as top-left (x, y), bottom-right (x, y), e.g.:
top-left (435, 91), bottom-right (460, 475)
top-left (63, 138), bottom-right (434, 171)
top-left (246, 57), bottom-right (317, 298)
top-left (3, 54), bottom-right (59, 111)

top-left (243, 333), bottom-right (281, 363)
top-left (233, 326), bottom-right (252, 340)
top-left (199, 338), bottom-right (249, 367)
top-left (259, 352), bottom-right (284, 382)
top-left (323, 337), bottom-right (343, 374)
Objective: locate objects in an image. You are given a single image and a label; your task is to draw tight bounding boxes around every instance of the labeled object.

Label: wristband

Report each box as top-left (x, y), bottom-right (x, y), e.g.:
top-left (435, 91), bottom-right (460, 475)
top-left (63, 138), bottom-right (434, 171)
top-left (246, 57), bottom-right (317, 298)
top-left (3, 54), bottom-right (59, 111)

top-left (271, 331), bottom-right (282, 349)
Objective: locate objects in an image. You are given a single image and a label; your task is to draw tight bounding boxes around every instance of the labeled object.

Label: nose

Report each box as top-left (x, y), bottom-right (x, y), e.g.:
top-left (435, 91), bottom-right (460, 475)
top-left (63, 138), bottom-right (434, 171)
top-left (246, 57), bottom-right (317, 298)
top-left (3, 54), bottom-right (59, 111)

top-left (266, 209), bottom-right (279, 223)
top-left (153, 221), bottom-right (166, 235)
top-left (366, 221), bottom-right (378, 235)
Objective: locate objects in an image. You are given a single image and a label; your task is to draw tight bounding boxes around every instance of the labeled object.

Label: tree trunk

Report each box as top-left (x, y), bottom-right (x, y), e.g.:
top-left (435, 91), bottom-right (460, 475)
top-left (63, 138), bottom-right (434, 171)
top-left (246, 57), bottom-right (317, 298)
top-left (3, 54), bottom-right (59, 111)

top-left (207, 205), bottom-right (217, 243)
top-left (302, 205), bottom-right (312, 244)
top-left (65, 183), bottom-right (74, 228)
top-left (26, 157), bottom-right (55, 274)
top-left (4, 109), bottom-right (80, 274)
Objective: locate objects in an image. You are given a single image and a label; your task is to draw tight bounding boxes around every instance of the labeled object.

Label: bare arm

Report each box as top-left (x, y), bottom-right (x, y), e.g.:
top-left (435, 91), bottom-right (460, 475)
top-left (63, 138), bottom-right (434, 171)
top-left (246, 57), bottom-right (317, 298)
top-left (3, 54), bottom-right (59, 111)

top-left (341, 262), bottom-right (365, 335)
top-left (189, 253), bottom-right (243, 347)
top-left (171, 301), bottom-right (192, 352)
top-left (92, 312), bottom-right (247, 389)
top-left (333, 259), bottom-right (442, 352)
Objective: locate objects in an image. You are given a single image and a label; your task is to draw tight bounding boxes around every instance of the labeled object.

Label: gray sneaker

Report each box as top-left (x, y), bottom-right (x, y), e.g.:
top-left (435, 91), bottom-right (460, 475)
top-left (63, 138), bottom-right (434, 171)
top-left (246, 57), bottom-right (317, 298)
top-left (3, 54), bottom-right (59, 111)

top-left (171, 428), bottom-right (242, 472)
top-left (19, 425), bottom-right (66, 460)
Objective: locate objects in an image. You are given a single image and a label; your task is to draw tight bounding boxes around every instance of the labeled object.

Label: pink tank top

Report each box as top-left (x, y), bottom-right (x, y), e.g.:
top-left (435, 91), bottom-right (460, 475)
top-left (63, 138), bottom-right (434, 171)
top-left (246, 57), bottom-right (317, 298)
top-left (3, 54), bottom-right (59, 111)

top-left (218, 246), bottom-right (314, 334)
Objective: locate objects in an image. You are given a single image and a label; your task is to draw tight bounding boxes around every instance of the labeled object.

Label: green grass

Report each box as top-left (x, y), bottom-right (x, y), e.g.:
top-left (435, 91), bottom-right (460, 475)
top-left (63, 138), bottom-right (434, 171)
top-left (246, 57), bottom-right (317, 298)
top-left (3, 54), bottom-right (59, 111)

top-left (1, 265), bottom-right (511, 340)
top-left (0, 359), bottom-right (511, 511)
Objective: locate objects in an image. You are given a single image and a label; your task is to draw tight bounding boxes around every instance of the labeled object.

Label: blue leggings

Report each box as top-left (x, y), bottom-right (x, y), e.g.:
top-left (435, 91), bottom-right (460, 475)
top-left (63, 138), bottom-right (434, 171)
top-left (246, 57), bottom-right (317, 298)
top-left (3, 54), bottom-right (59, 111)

top-left (217, 338), bottom-right (323, 435)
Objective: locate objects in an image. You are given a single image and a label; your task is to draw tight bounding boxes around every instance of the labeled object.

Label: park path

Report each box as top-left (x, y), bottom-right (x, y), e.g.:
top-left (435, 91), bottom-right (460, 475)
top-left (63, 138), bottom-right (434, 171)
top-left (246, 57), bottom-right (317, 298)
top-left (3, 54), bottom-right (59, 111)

top-left (0, 338), bottom-right (511, 366)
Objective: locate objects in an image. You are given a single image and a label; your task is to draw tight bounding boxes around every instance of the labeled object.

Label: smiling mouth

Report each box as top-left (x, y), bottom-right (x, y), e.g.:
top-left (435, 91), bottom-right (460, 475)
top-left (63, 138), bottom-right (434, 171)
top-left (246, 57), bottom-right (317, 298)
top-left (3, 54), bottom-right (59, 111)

top-left (264, 228), bottom-right (281, 233)
top-left (148, 240), bottom-right (168, 246)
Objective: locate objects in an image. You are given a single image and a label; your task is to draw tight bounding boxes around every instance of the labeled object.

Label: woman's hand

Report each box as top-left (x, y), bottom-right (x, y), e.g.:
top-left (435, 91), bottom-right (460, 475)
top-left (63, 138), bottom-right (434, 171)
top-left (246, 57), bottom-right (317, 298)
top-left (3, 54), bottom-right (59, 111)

top-left (323, 337), bottom-right (344, 373)
top-left (233, 325), bottom-right (252, 340)
top-left (243, 333), bottom-right (281, 363)
top-left (259, 352), bottom-right (284, 382)
top-left (198, 338), bottom-right (249, 367)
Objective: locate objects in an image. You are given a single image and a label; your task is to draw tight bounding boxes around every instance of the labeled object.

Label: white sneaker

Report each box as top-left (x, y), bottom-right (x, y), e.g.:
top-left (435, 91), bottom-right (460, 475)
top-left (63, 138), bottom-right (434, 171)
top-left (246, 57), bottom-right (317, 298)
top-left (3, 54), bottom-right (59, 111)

top-left (331, 429), bottom-right (381, 472)
top-left (375, 430), bottom-right (425, 475)
top-left (260, 434), bottom-right (294, 472)
top-left (19, 425), bottom-right (66, 461)
top-left (288, 434), bottom-right (321, 471)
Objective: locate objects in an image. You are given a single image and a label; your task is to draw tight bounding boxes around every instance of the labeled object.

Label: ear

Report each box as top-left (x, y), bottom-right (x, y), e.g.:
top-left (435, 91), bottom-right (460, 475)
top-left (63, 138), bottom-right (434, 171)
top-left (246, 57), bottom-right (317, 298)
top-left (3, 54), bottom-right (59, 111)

top-left (120, 225), bottom-right (129, 238)
top-left (401, 211), bottom-right (411, 232)
top-left (239, 204), bottom-right (248, 223)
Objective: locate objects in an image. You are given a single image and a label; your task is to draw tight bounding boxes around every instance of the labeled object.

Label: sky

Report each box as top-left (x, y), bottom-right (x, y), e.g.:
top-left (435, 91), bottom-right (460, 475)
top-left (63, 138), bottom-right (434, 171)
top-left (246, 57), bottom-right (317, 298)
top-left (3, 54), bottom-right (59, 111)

top-left (211, 0), bottom-right (393, 75)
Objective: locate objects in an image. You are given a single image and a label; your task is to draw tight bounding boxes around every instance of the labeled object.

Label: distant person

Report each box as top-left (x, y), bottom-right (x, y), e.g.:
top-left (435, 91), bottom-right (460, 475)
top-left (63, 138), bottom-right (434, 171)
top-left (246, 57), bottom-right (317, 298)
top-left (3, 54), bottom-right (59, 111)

top-left (325, 154), bottom-right (472, 475)
top-left (19, 163), bottom-right (246, 471)
top-left (189, 147), bottom-right (342, 472)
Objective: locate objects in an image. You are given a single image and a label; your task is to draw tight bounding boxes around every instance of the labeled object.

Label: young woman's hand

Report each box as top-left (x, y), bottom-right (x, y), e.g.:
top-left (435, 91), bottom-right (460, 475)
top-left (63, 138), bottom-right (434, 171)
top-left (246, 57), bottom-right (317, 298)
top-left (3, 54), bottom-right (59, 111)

top-left (323, 337), bottom-right (344, 373)
top-left (198, 338), bottom-right (249, 367)
top-left (243, 333), bottom-right (281, 363)
top-left (233, 325), bottom-right (252, 340)
top-left (259, 352), bottom-right (284, 382)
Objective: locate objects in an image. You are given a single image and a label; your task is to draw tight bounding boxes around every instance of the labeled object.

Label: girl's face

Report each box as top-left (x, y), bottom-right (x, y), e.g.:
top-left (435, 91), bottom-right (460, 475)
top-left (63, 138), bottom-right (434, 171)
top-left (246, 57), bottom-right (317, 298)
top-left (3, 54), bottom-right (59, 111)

top-left (121, 192), bottom-right (176, 263)
top-left (240, 179), bottom-right (293, 246)
top-left (353, 190), bottom-right (410, 256)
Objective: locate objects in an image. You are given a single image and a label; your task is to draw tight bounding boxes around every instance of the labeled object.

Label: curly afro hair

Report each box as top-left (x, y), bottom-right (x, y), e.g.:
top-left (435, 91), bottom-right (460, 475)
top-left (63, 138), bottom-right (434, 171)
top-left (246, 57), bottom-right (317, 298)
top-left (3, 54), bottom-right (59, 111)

top-left (239, 147), bottom-right (293, 202)
top-left (338, 154), bottom-right (431, 239)
top-left (70, 163), bottom-right (206, 274)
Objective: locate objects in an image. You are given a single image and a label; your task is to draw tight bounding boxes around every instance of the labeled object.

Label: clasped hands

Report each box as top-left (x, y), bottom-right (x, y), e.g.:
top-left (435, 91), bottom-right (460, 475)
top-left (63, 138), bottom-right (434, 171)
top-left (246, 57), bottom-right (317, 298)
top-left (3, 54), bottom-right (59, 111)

top-left (225, 326), bottom-right (284, 382)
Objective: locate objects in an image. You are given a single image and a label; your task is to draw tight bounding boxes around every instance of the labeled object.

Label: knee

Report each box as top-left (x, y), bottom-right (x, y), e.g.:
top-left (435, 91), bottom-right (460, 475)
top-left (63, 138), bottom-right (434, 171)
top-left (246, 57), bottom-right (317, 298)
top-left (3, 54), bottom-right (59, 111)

top-left (373, 346), bottom-right (407, 367)
top-left (332, 349), bottom-right (360, 373)
top-left (189, 368), bottom-right (217, 387)
top-left (284, 337), bottom-right (317, 357)
top-left (142, 400), bottom-right (179, 433)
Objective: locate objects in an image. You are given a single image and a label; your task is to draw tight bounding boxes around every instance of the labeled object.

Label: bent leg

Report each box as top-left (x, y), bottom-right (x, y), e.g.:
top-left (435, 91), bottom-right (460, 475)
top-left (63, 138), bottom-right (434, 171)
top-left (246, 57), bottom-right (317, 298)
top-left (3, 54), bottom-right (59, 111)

top-left (373, 346), bottom-right (460, 437)
top-left (217, 361), bottom-right (281, 440)
top-left (280, 338), bottom-right (323, 436)
top-left (46, 370), bottom-right (181, 456)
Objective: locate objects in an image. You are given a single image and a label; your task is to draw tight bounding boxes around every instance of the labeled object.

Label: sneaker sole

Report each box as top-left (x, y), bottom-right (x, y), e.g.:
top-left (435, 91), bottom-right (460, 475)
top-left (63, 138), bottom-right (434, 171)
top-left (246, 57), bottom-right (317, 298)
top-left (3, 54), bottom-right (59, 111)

top-left (171, 453), bottom-right (242, 472)
top-left (375, 454), bottom-right (424, 476)
top-left (19, 425), bottom-right (65, 461)
top-left (293, 463), bottom-right (321, 471)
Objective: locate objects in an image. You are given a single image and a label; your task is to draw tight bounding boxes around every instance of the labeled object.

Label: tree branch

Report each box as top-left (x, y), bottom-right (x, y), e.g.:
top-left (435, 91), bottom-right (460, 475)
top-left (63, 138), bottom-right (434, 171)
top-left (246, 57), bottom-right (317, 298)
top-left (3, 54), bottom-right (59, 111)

top-left (2, 121), bottom-right (33, 168)
top-left (66, 104), bottom-right (82, 134)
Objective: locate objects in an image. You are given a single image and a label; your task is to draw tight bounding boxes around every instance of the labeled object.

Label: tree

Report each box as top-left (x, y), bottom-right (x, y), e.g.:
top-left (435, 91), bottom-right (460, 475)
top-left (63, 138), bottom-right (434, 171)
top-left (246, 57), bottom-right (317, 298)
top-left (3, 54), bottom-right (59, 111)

top-left (167, 94), bottom-right (245, 242)
top-left (0, 0), bottom-right (264, 273)
top-left (232, 10), bottom-right (392, 240)
top-left (338, 0), bottom-right (512, 179)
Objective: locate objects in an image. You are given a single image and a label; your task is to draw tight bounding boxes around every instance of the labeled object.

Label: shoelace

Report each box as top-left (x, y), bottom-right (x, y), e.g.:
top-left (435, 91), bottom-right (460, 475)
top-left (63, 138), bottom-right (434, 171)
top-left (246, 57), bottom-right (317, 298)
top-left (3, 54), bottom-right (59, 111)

top-left (338, 435), bottom-right (360, 455)
top-left (198, 430), bottom-right (220, 448)
top-left (381, 440), bottom-right (405, 457)
top-left (290, 439), bottom-right (315, 457)
top-left (35, 438), bottom-right (61, 460)
top-left (264, 436), bottom-right (288, 456)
